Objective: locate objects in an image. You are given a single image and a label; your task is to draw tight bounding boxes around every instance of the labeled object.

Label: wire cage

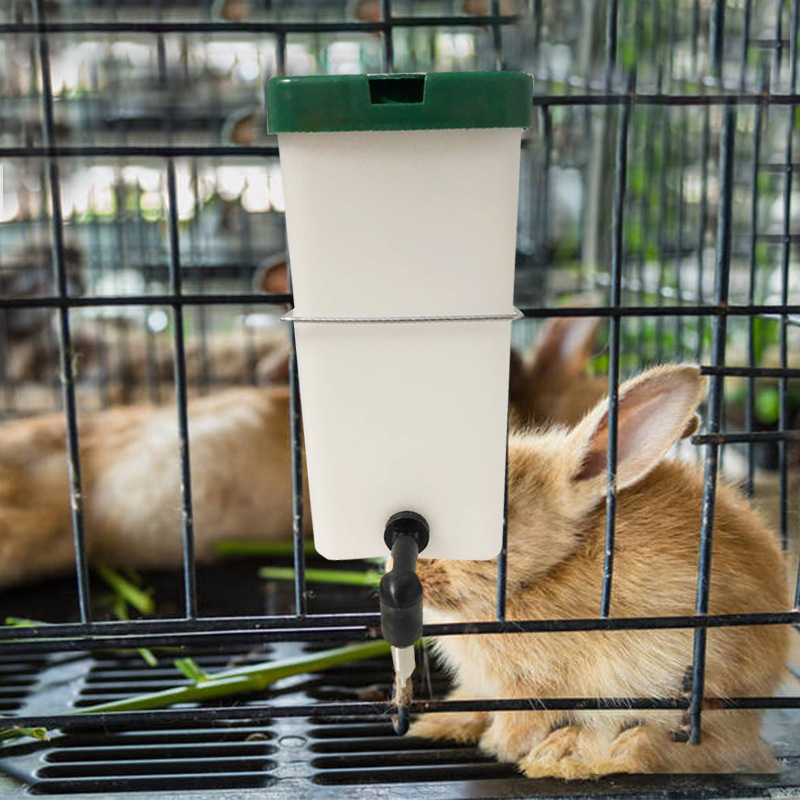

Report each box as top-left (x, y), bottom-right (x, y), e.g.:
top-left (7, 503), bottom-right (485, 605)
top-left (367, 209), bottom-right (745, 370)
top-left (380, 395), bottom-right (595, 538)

top-left (1, 0), bottom-right (800, 796)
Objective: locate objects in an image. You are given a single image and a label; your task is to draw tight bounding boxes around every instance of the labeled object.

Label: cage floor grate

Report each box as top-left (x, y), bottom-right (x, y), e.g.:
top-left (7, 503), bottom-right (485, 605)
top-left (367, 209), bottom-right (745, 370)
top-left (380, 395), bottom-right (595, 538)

top-left (4, 573), bottom-right (800, 798)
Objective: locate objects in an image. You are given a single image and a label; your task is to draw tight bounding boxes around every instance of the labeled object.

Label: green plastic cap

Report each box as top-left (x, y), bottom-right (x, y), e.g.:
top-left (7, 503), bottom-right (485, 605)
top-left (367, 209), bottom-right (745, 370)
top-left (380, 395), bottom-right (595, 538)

top-left (267, 72), bottom-right (532, 134)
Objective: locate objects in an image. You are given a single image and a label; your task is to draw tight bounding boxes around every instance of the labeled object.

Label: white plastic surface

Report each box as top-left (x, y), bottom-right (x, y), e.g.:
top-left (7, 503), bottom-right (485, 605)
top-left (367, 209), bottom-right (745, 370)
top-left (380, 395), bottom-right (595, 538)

top-left (279, 127), bottom-right (522, 561)
top-left (279, 128), bottom-right (521, 316)
top-left (293, 320), bottom-right (512, 560)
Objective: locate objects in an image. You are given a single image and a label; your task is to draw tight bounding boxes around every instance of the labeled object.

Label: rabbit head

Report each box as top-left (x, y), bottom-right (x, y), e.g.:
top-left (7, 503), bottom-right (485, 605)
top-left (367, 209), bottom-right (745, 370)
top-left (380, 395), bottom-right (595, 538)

top-left (418, 364), bottom-right (706, 621)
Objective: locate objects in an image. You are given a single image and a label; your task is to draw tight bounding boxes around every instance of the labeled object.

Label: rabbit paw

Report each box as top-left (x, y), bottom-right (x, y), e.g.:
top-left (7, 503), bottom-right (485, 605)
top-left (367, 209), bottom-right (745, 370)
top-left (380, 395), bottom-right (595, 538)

top-left (480, 713), bottom-right (560, 762)
top-left (593, 723), bottom-right (660, 775)
top-left (408, 712), bottom-right (487, 745)
top-left (519, 725), bottom-right (592, 780)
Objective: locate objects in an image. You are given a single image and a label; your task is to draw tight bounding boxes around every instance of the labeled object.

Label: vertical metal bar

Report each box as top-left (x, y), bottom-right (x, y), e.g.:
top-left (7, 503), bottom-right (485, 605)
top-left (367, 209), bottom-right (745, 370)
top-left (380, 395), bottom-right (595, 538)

top-left (667, 0), bottom-right (677, 87)
top-left (289, 322), bottom-right (306, 619)
top-left (540, 105), bottom-right (552, 262)
top-left (746, 86), bottom-right (765, 499)
top-left (655, 94), bottom-right (668, 363)
top-left (600, 72), bottom-right (632, 619)
top-left (710, 0), bottom-right (726, 81)
top-left (166, 159), bottom-right (198, 620)
top-left (33, 0), bottom-right (92, 623)
top-left (604, 0), bottom-right (618, 91)
top-left (276, 31), bottom-right (286, 77)
top-left (0, 313), bottom-right (11, 416)
top-left (696, 101), bottom-right (710, 365)
top-left (190, 162), bottom-right (210, 396)
top-left (274, 33), bottom-right (307, 619)
top-left (495, 437), bottom-right (509, 621)
top-left (0, 73), bottom-right (10, 417)
top-left (381, 0), bottom-right (394, 73)
top-left (112, 179), bottom-right (132, 397)
top-left (651, 0), bottom-right (661, 75)
top-left (136, 179), bottom-right (161, 406)
top-left (782, 0), bottom-right (799, 562)
top-left (676, 106), bottom-right (687, 356)
top-left (489, 0), bottom-right (504, 71)
top-left (691, 0), bottom-right (700, 77)
top-left (240, 200), bottom-right (258, 386)
top-left (633, 0), bottom-right (645, 73)
top-left (39, 159), bottom-right (61, 409)
top-left (637, 99), bottom-right (655, 363)
top-left (88, 207), bottom-right (110, 408)
top-left (775, 0), bottom-right (785, 84)
top-left (741, 0), bottom-right (753, 91)
top-left (690, 104), bottom-right (735, 746)
top-left (78, 70), bottom-right (109, 411)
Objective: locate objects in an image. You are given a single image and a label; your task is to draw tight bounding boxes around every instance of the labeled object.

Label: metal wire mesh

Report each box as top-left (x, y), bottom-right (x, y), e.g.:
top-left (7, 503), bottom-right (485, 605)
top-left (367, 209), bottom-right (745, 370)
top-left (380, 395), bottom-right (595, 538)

top-left (0, 0), bottom-right (799, 758)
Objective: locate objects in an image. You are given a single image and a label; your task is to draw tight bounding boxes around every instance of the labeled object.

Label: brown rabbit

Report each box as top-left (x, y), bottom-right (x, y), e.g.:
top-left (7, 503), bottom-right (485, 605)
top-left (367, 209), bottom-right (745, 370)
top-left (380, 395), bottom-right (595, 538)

top-left (0, 249), bottom-right (293, 586)
top-left (411, 365), bottom-right (789, 777)
top-left (509, 315), bottom-right (606, 430)
top-left (0, 385), bottom-right (302, 587)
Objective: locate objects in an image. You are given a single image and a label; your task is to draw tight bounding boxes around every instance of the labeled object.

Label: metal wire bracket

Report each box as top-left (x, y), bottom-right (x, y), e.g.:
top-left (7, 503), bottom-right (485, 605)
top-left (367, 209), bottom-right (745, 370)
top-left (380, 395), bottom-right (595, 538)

top-left (281, 309), bottom-right (524, 324)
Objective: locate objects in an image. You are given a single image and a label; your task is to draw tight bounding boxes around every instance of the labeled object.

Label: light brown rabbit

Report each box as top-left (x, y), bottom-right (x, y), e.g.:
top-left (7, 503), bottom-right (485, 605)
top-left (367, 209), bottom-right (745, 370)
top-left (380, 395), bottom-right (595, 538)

top-left (0, 385), bottom-right (302, 588)
top-left (411, 365), bottom-right (789, 777)
top-left (509, 315), bottom-right (606, 430)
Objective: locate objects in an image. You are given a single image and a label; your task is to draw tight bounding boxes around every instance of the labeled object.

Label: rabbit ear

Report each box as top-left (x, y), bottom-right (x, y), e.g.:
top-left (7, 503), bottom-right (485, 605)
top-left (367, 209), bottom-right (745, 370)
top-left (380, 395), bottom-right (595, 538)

top-left (253, 256), bottom-right (289, 295)
top-left (681, 413), bottom-right (701, 439)
top-left (528, 316), bottom-right (601, 381)
top-left (257, 344), bottom-right (291, 385)
top-left (508, 347), bottom-right (526, 398)
top-left (568, 365), bottom-right (706, 494)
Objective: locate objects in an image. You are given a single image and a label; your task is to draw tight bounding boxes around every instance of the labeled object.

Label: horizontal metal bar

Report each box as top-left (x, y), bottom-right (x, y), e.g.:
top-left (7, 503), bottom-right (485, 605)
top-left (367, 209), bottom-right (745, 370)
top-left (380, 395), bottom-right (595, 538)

top-left (5, 695), bottom-right (800, 733)
top-left (700, 365), bottom-right (800, 378)
top-left (0, 15), bottom-right (519, 35)
top-left (1, 611), bottom-right (797, 652)
top-left (0, 298), bottom-right (794, 317)
top-left (692, 431), bottom-right (800, 445)
top-left (0, 629), bottom-right (374, 654)
top-left (0, 293), bottom-right (291, 309)
top-left (760, 162), bottom-right (800, 171)
top-left (519, 304), bottom-right (800, 318)
top-left (0, 263), bottom-right (265, 280)
top-left (750, 233), bottom-right (800, 243)
top-left (0, 613), bottom-right (380, 641)
top-left (532, 92), bottom-right (800, 107)
top-left (0, 145), bottom-right (279, 159)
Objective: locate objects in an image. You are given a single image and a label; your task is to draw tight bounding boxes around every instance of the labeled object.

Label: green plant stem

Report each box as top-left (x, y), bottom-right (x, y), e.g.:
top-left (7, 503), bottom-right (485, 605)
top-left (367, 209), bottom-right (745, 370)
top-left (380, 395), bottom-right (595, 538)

top-left (174, 657), bottom-right (207, 682)
top-left (96, 567), bottom-right (155, 616)
top-left (259, 566), bottom-right (381, 587)
top-left (215, 540), bottom-right (318, 557)
top-left (78, 640), bottom-right (391, 714)
top-left (97, 568), bottom-right (157, 666)
top-left (0, 726), bottom-right (49, 743)
top-left (4, 617), bottom-right (48, 628)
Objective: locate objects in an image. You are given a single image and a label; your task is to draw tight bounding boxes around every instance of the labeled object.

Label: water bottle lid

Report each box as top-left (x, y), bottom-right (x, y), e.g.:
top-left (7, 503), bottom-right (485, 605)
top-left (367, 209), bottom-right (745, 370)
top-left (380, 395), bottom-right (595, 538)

top-left (267, 71), bottom-right (532, 133)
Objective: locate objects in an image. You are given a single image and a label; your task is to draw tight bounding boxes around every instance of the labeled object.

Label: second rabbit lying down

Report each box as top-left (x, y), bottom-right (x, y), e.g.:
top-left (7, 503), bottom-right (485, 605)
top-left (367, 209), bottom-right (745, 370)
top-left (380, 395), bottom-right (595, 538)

top-left (411, 365), bottom-right (789, 777)
top-left (0, 386), bottom-right (303, 587)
